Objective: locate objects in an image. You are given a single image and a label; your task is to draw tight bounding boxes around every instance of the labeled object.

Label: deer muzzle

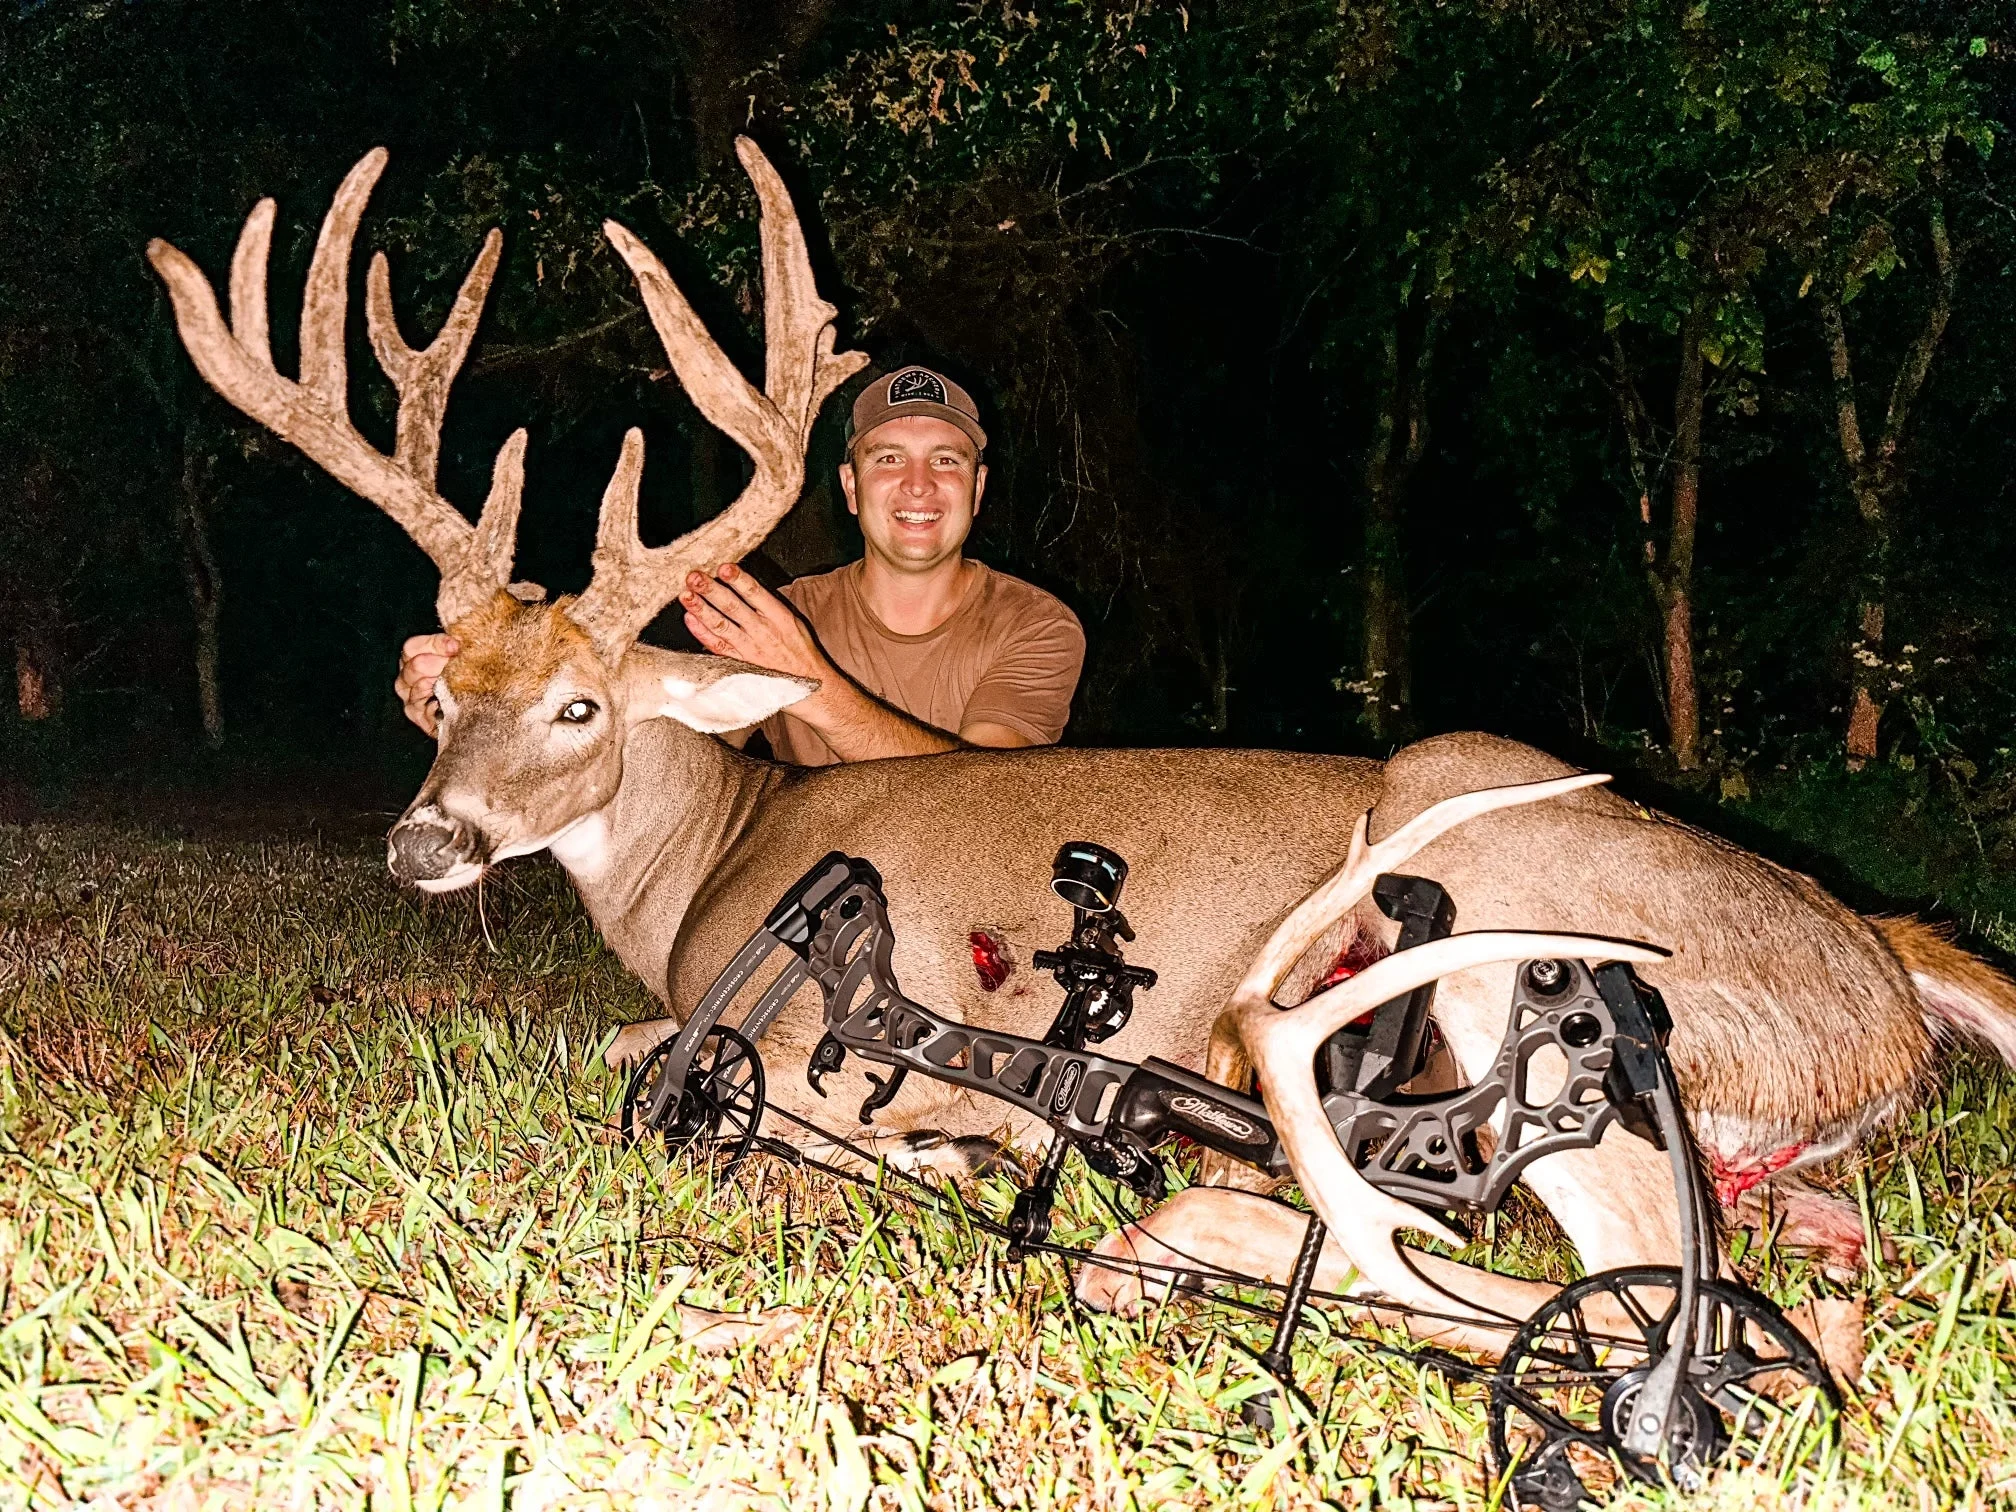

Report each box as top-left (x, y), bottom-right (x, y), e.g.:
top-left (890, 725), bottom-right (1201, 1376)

top-left (387, 806), bottom-right (488, 888)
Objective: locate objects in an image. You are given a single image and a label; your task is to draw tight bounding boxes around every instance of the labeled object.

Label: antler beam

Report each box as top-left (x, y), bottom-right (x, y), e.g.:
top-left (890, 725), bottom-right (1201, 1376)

top-left (1232, 928), bottom-right (1667, 1323)
top-left (566, 137), bottom-right (869, 660)
top-left (1215, 773), bottom-right (1666, 1323)
top-left (147, 150), bottom-right (523, 627)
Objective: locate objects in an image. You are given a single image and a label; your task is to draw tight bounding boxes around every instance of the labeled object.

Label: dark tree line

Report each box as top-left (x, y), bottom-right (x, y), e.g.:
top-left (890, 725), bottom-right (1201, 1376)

top-left (4, 0), bottom-right (2014, 831)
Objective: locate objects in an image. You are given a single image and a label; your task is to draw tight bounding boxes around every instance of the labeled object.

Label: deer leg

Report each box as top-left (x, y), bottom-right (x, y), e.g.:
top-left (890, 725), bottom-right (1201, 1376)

top-left (606, 1016), bottom-right (678, 1068)
top-left (1732, 1171), bottom-right (1885, 1277)
top-left (793, 1127), bottom-right (1013, 1180)
top-left (1434, 969), bottom-right (1862, 1278)
top-left (1077, 1187), bottom-right (1573, 1357)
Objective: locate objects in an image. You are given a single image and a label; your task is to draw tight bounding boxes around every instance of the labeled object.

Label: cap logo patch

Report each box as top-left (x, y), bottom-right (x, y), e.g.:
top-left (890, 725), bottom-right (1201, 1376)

top-left (888, 368), bottom-right (948, 406)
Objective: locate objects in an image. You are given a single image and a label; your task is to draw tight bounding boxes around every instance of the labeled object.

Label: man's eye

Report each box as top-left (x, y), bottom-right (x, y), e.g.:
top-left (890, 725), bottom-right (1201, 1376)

top-left (558, 699), bottom-right (598, 725)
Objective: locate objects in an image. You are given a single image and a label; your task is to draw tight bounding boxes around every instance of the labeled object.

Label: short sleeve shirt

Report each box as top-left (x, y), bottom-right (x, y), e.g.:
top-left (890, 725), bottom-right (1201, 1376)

top-left (761, 561), bottom-right (1085, 767)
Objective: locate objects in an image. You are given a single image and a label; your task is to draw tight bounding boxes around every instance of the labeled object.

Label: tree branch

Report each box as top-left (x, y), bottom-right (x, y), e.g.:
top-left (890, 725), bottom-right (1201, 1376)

top-left (1876, 181), bottom-right (1955, 483)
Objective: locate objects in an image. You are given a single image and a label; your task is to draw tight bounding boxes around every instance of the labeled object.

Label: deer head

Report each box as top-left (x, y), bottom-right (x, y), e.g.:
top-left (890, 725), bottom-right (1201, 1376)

top-left (148, 141), bottom-right (867, 888)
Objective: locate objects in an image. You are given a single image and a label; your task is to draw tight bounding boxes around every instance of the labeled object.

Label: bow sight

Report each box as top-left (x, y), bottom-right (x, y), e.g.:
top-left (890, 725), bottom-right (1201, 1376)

top-left (624, 844), bottom-right (1839, 1509)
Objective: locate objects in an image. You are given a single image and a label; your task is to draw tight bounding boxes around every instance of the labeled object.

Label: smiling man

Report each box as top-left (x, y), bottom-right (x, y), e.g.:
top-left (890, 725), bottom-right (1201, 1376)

top-left (396, 366), bottom-right (1085, 764)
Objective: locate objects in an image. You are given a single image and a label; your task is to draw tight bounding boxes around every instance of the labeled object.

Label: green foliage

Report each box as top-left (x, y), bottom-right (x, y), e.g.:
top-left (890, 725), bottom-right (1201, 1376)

top-left (1481, 0), bottom-right (1989, 367)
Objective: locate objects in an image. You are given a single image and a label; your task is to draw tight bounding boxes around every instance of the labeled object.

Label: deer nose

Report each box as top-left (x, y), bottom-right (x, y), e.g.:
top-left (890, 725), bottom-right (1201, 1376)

top-left (387, 814), bottom-right (480, 882)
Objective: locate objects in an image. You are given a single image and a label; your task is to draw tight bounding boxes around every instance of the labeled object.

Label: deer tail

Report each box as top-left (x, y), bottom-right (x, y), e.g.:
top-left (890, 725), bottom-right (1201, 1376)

top-left (1875, 915), bottom-right (2016, 1069)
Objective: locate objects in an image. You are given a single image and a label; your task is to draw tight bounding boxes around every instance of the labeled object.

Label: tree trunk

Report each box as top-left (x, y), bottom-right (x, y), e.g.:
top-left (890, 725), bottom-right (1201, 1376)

top-left (15, 639), bottom-right (53, 721)
top-left (176, 443), bottom-right (225, 748)
top-left (1359, 301), bottom-right (1445, 744)
top-left (670, 0), bottom-right (836, 166)
top-left (1659, 299), bottom-right (1707, 772)
top-left (11, 591), bottom-right (62, 721)
top-left (1824, 183), bottom-right (1953, 770)
top-left (1823, 293), bottom-right (1886, 769)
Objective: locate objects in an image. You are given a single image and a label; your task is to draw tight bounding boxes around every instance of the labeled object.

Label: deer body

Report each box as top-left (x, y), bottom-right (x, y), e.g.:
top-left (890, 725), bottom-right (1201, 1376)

top-left (1340, 734), bottom-right (1935, 1159)
top-left (150, 145), bottom-right (2016, 1353)
top-left (1089, 731), bottom-right (2016, 1355)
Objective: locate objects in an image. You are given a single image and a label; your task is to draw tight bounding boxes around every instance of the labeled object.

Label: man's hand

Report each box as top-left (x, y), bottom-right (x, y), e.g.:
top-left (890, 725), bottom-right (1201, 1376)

top-left (684, 562), bottom-right (967, 759)
top-left (396, 632), bottom-right (460, 736)
top-left (680, 564), bottom-right (834, 686)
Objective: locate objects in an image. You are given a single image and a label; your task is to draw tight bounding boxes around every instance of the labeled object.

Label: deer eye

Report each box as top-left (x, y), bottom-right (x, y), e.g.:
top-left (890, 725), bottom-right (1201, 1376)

top-left (557, 699), bottom-right (598, 725)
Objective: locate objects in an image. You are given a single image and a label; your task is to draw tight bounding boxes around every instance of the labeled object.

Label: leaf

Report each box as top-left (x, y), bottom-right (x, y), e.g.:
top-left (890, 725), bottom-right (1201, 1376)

top-left (171, 1308), bottom-right (281, 1411)
top-left (930, 1354), bottom-right (982, 1388)
top-left (1239, 1430), bottom-right (1301, 1504)
top-left (604, 1268), bottom-right (694, 1387)
top-left (821, 1401), bottom-right (874, 1512)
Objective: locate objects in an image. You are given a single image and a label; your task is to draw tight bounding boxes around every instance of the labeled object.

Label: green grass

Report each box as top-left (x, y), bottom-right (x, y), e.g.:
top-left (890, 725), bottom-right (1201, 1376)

top-left (3, 818), bottom-right (2016, 1508)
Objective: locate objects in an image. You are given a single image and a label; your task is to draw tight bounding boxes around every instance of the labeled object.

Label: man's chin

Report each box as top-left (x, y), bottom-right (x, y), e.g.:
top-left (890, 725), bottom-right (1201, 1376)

top-left (876, 538), bottom-right (965, 570)
top-left (412, 863), bottom-right (487, 894)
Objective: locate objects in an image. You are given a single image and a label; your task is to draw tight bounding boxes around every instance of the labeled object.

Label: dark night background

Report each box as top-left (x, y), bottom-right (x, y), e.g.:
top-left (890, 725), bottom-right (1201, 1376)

top-left (4, 0), bottom-right (2014, 917)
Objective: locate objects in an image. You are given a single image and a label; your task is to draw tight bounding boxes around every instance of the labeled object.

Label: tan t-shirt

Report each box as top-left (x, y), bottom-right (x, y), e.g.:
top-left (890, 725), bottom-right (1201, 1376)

top-left (761, 561), bottom-right (1085, 767)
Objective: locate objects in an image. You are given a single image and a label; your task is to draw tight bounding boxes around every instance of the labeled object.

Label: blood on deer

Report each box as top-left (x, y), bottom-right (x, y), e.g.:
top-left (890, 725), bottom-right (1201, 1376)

top-left (969, 929), bottom-right (1013, 992)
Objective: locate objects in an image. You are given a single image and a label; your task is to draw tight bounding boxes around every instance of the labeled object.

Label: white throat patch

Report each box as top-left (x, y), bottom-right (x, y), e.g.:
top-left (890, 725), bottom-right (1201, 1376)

top-left (544, 811), bottom-right (615, 880)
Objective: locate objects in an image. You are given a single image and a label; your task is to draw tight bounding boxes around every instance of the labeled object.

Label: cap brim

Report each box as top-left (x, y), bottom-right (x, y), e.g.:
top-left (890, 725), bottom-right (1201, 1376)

top-left (850, 402), bottom-right (987, 454)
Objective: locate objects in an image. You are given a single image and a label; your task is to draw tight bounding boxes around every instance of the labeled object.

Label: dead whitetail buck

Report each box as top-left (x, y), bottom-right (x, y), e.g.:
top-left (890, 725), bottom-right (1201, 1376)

top-left (151, 151), bottom-right (2016, 1276)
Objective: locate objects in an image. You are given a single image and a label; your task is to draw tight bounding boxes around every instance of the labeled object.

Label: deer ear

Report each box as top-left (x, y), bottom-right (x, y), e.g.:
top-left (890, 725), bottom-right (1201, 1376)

top-left (626, 649), bottom-right (816, 733)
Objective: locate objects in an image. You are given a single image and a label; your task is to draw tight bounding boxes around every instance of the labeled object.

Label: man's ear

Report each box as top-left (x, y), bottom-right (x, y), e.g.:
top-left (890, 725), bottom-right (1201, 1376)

top-left (623, 648), bottom-right (816, 733)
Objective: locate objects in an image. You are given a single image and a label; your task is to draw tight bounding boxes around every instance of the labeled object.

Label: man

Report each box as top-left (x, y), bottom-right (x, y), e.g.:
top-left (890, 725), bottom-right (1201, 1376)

top-left (396, 366), bottom-right (1085, 761)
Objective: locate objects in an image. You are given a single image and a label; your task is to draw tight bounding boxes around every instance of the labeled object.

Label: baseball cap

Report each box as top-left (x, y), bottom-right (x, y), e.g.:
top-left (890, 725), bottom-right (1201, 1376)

top-left (847, 366), bottom-right (988, 454)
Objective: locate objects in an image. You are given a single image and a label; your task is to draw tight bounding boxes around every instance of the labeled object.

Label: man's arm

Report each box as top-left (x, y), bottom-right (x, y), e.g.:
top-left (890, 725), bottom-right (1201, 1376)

top-left (680, 565), bottom-right (964, 760)
top-left (953, 594), bottom-right (1085, 748)
top-left (960, 720), bottom-right (1040, 748)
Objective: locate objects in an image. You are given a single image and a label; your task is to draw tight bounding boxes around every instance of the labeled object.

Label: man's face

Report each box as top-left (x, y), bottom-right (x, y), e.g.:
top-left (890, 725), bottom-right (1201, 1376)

top-left (839, 415), bottom-right (987, 572)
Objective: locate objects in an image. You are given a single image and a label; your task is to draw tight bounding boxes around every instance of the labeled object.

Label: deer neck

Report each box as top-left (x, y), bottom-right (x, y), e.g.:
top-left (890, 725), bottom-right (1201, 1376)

top-left (546, 719), bottom-right (785, 991)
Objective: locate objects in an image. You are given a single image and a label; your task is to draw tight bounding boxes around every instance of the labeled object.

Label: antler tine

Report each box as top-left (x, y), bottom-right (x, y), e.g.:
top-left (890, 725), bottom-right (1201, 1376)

top-left (1231, 773), bottom-right (1613, 1013)
top-left (1201, 771), bottom-right (1612, 1112)
top-left (1236, 930), bottom-right (1667, 1323)
top-left (366, 229), bottom-right (515, 623)
top-left (366, 230), bottom-right (503, 489)
top-left (739, 136), bottom-right (865, 429)
top-left (297, 151), bottom-right (385, 410)
top-left (227, 198), bottom-right (277, 368)
top-left (568, 137), bottom-right (869, 660)
top-left (147, 149), bottom-right (519, 628)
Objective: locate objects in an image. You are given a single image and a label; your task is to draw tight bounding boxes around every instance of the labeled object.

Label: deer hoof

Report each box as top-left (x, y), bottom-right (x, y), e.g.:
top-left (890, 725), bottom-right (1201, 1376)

top-left (605, 1018), bottom-right (677, 1069)
top-left (885, 1131), bottom-right (1011, 1180)
top-left (1195, 1149), bottom-right (1277, 1192)
top-left (1076, 1219), bottom-right (1202, 1318)
top-left (1787, 1296), bottom-right (1866, 1385)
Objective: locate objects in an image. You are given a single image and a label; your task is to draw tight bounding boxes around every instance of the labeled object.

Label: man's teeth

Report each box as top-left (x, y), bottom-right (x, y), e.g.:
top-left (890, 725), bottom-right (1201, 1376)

top-left (894, 511), bottom-right (941, 523)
